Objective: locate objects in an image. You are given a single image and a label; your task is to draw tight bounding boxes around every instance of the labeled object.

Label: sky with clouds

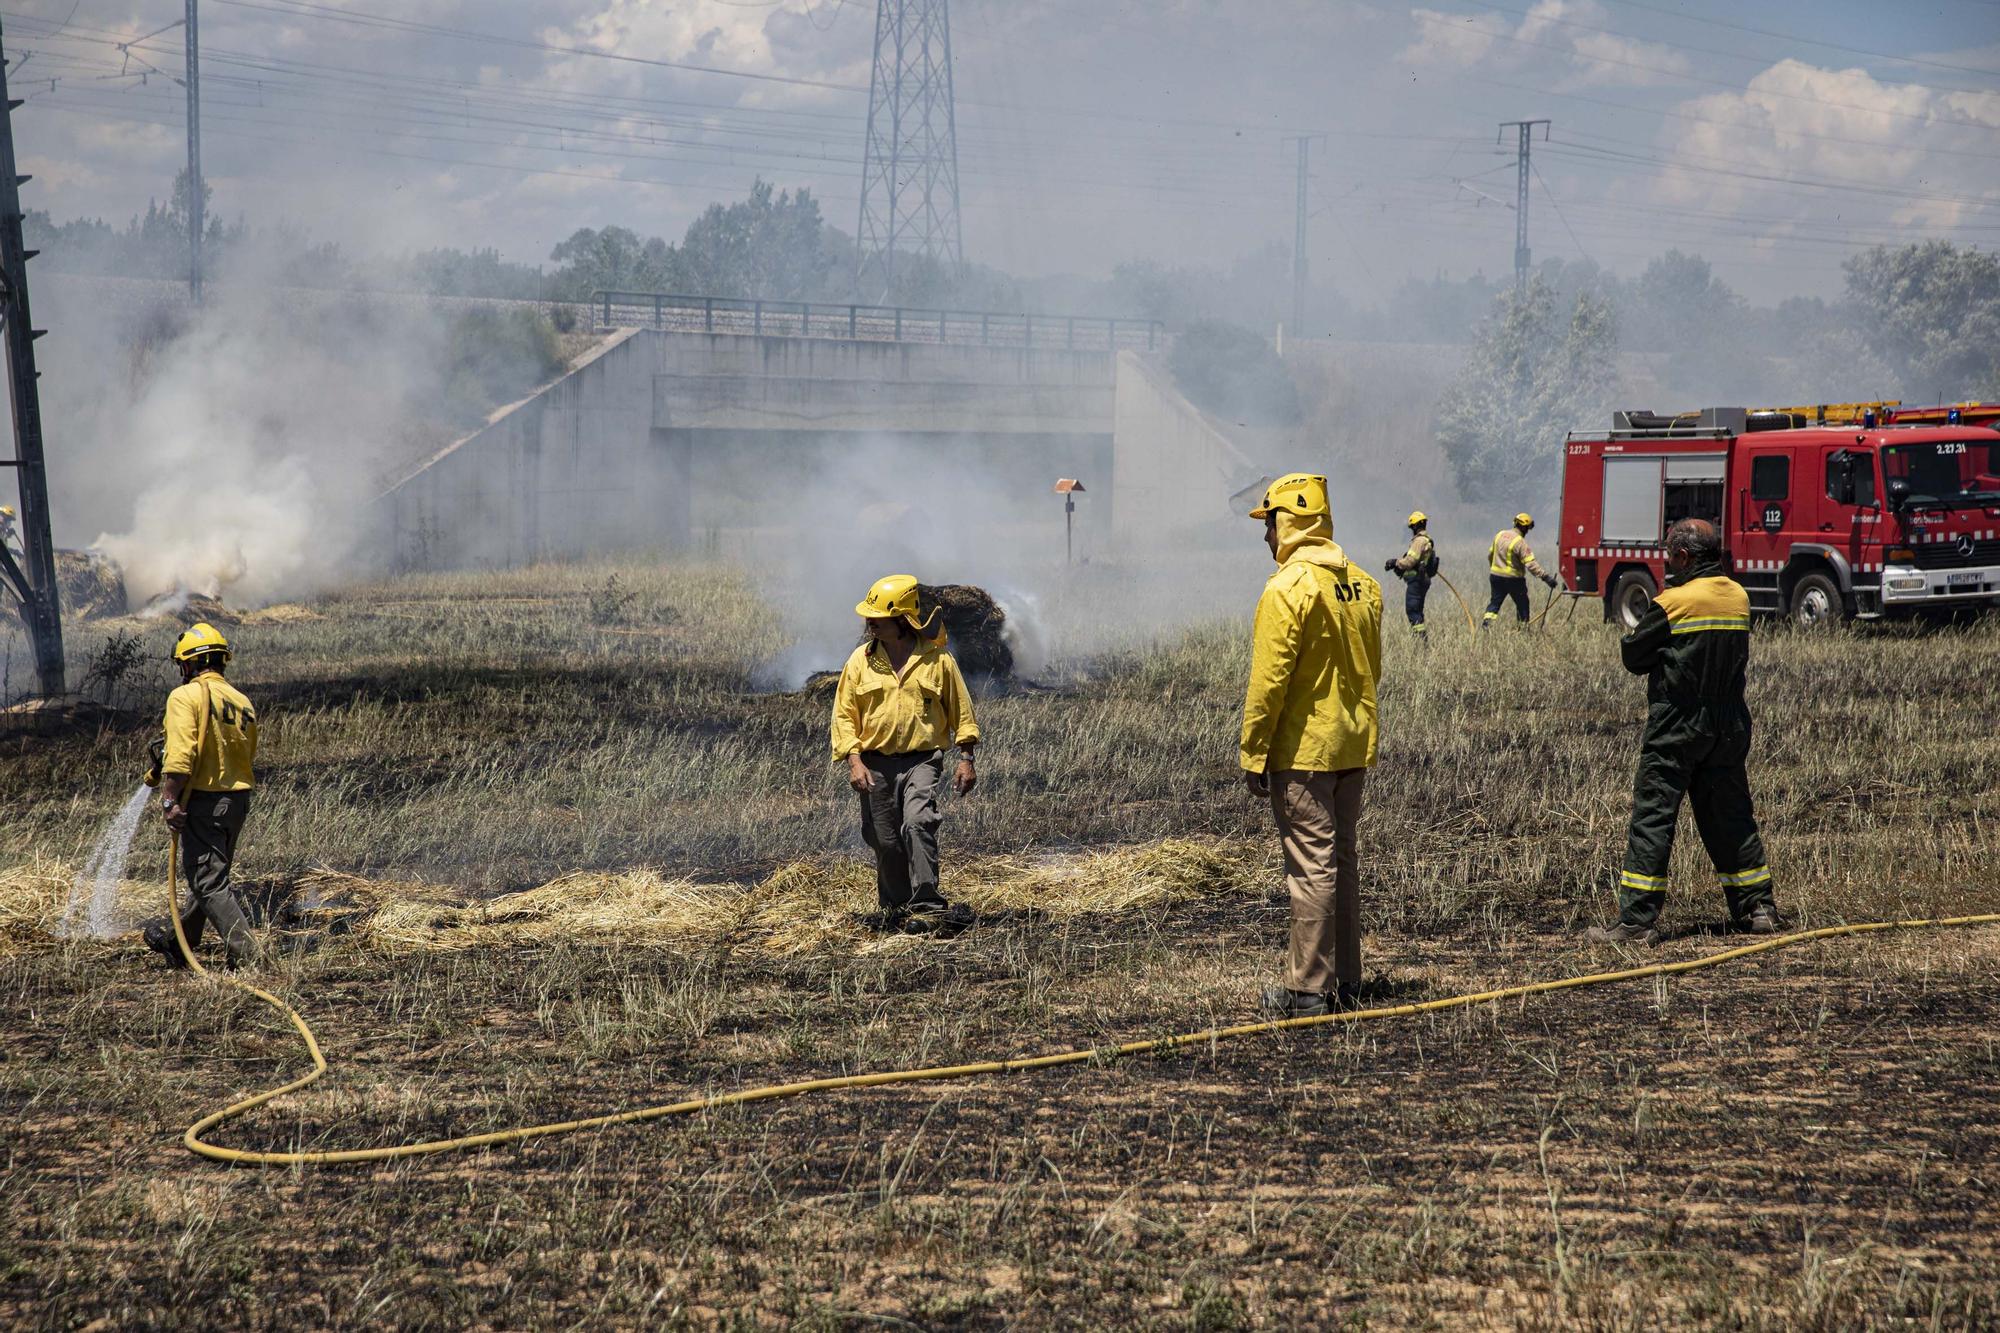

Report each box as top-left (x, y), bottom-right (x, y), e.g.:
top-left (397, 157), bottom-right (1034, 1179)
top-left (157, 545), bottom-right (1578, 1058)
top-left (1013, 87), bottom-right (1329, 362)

top-left (3, 0), bottom-right (1997, 305)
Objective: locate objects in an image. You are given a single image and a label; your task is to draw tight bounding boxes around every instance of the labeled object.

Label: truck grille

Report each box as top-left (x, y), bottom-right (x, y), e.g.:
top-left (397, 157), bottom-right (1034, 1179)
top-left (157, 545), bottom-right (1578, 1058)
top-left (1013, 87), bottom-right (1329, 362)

top-left (1909, 539), bottom-right (2000, 570)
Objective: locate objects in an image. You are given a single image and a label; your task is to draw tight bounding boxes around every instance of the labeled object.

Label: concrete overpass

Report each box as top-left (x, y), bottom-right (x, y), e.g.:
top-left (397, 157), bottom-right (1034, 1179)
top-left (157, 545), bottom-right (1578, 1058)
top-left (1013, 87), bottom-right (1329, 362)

top-left (381, 316), bottom-right (1262, 571)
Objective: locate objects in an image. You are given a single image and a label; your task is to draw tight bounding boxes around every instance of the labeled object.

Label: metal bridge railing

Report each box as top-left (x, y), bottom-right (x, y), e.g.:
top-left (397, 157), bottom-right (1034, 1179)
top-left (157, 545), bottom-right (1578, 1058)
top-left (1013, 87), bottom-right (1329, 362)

top-left (591, 291), bottom-right (1162, 352)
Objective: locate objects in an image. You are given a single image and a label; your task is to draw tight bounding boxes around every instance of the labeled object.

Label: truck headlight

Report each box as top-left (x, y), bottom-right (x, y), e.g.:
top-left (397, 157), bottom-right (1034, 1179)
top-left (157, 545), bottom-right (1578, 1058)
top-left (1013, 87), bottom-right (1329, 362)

top-left (1886, 574), bottom-right (1925, 593)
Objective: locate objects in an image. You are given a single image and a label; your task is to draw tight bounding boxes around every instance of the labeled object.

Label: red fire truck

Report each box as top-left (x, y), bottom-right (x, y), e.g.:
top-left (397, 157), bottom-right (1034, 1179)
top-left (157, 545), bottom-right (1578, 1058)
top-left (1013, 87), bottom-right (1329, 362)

top-left (1557, 402), bottom-right (2000, 627)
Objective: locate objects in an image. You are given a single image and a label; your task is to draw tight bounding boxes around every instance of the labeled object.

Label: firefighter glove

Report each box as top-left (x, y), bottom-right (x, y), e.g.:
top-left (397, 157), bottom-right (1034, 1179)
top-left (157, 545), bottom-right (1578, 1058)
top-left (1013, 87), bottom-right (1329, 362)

top-left (1383, 558), bottom-right (1397, 572)
top-left (1542, 573), bottom-right (1559, 589)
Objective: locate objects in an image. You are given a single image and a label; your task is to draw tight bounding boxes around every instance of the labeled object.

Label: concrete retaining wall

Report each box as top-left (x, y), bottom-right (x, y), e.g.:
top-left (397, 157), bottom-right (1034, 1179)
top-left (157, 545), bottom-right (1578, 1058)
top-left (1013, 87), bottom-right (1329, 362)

top-left (1111, 351), bottom-right (1263, 544)
top-left (381, 329), bottom-right (1121, 571)
top-left (382, 329), bottom-right (687, 570)
top-left (651, 334), bottom-right (1115, 435)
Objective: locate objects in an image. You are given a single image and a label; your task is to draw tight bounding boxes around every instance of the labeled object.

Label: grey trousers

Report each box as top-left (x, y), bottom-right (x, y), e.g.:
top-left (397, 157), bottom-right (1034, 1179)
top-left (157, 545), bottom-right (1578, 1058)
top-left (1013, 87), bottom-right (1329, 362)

top-left (1271, 768), bottom-right (1366, 994)
top-left (857, 750), bottom-right (947, 912)
top-left (175, 789), bottom-right (256, 962)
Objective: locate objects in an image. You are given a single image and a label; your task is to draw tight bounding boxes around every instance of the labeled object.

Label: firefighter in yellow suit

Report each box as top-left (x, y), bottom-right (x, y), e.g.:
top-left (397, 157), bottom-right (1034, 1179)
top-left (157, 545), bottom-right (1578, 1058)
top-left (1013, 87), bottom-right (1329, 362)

top-left (143, 622), bottom-right (261, 969)
top-left (1484, 512), bottom-right (1558, 627)
top-left (831, 575), bottom-right (981, 934)
top-left (1241, 473), bottom-right (1383, 1016)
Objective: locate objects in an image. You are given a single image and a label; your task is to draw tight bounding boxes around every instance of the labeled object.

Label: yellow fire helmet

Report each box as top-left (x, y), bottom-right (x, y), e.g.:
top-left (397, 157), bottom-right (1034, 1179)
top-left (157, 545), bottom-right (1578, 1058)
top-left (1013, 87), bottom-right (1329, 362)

top-left (1407, 510), bottom-right (1428, 528)
top-left (1514, 511), bottom-right (1535, 531)
top-left (172, 620), bottom-right (232, 664)
top-left (855, 574), bottom-right (928, 624)
top-left (0, 505), bottom-right (14, 517)
top-left (1248, 472), bottom-right (1330, 519)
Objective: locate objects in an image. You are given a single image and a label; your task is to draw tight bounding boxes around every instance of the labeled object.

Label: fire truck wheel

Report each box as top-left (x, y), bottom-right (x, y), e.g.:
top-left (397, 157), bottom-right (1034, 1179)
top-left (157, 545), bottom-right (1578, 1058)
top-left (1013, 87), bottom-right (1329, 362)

top-left (1788, 570), bottom-right (1846, 629)
top-left (1609, 569), bottom-right (1658, 629)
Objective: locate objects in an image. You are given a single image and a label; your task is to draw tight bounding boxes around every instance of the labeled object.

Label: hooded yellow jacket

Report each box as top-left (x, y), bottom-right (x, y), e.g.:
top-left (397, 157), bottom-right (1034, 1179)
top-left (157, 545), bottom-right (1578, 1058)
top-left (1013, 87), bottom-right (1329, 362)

top-left (829, 639), bottom-right (980, 762)
top-left (162, 670), bottom-right (258, 792)
top-left (1241, 512), bottom-right (1383, 774)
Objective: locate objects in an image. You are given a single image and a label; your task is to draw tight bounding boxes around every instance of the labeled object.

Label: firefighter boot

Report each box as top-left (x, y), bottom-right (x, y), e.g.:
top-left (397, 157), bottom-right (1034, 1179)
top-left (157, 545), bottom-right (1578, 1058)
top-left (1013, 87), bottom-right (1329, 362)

top-left (1260, 984), bottom-right (1360, 1017)
top-left (1582, 921), bottom-right (1661, 946)
top-left (142, 921), bottom-right (196, 969)
top-left (1724, 885), bottom-right (1780, 935)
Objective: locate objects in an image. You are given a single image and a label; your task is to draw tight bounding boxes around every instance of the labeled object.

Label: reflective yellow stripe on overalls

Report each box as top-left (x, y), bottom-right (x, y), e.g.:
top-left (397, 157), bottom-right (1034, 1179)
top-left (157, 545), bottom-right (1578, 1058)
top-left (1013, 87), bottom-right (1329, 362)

top-left (1483, 532), bottom-right (1523, 623)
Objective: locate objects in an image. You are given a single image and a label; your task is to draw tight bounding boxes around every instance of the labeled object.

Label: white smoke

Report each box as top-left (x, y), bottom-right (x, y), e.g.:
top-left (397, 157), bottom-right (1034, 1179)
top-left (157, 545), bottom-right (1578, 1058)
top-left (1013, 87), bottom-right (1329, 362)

top-left (37, 259), bottom-right (498, 609)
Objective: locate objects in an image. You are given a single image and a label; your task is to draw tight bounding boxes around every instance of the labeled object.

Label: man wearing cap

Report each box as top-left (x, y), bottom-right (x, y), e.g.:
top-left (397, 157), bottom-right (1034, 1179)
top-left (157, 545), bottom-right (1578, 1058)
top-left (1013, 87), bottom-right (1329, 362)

top-left (1484, 511), bottom-right (1558, 628)
top-left (1385, 511), bottom-right (1437, 644)
top-left (1242, 473), bottom-right (1383, 1016)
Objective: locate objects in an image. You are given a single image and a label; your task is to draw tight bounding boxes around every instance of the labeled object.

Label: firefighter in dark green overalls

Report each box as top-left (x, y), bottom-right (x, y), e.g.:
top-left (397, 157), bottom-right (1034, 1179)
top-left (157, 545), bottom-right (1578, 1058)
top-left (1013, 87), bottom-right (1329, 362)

top-left (1384, 510), bottom-right (1437, 646)
top-left (1585, 518), bottom-right (1779, 944)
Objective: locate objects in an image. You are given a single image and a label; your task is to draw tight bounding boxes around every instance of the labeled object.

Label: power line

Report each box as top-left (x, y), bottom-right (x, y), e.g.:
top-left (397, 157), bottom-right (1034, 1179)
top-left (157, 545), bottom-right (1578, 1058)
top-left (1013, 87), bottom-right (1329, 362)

top-left (1411, 7), bottom-right (2000, 129)
top-left (1443, 0), bottom-right (2000, 95)
top-left (207, 0), bottom-right (866, 93)
top-left (1530, 159), bottom-right (1591, 266)
top-left (1460, 71), bottom-right (2000, 166)
top-left (1592, 0), bottom-right (2000, 79)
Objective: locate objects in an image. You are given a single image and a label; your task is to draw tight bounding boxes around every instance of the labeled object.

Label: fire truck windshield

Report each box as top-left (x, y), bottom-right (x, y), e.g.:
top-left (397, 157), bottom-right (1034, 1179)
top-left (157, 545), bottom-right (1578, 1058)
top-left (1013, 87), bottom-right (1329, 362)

top-left (1882, 439), bottom-right (2000, 511)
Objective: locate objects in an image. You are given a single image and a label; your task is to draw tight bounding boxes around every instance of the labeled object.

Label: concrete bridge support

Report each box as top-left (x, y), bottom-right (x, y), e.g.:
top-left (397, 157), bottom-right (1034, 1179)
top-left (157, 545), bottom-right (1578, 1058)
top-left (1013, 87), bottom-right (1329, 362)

top-left (381, 326), bottom-right (1247, 571)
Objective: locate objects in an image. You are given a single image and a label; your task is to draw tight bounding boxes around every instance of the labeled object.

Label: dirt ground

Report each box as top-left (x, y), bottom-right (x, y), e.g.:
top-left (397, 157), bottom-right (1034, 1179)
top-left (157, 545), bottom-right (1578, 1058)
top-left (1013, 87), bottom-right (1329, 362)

top-left (3, 559), bottom-right (1998, 1328)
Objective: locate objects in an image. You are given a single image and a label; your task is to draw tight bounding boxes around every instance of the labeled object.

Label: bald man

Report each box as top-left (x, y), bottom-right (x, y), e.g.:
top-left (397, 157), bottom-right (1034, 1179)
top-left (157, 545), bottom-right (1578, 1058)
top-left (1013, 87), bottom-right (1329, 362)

top-left (1586, 518), bottom-right (1779, 944)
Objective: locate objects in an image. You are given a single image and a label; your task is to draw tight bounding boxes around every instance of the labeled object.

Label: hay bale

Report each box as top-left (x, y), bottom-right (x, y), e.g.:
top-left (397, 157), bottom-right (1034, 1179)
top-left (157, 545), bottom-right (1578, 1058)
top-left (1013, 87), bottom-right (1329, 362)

top-left (54, 550), bottom-right (126, 620)
top-left (180, 594), bottom-right (241, 627)
top-left (918, 583), bottom-right (1012, 678)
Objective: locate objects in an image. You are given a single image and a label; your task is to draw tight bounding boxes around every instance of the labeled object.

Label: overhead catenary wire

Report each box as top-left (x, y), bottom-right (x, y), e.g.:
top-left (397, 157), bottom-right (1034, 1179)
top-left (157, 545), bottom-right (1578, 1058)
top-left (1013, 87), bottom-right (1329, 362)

top-left (1410, 6), bottom-right (2000, 127)
top-left (161, 835), bottom-right (2000, 1168)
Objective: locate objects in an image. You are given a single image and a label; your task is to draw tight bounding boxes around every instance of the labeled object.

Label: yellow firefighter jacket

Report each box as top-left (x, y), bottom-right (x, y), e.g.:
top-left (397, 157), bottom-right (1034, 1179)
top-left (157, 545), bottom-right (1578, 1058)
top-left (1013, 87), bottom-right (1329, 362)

top-left (1240, 511), bottom-right (1383, 774)
top-left (830, 639), bottom-right (980, 762)
top-left (1488, 529), bottom-right (1547, 579)
top-left (162, 670), bottom-right (258, 792)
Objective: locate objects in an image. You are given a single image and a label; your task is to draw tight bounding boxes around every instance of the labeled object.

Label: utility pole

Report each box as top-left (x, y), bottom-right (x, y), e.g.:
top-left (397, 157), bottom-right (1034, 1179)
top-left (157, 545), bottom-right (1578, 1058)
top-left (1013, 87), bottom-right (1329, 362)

top-left (0, 18), bottom-right (67, 696)
top-left (1497, 119), bottom-right (1548, 292)
top-left (184, 0), bottom-right (202, 302)
top-left (855, 0), bottom-right (963, 298)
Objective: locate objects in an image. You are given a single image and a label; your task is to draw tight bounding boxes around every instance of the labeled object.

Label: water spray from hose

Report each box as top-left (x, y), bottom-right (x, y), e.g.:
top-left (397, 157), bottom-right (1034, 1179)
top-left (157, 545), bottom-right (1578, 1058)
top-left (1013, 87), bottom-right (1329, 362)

top-left (57, 784), bottom-right (152, 940)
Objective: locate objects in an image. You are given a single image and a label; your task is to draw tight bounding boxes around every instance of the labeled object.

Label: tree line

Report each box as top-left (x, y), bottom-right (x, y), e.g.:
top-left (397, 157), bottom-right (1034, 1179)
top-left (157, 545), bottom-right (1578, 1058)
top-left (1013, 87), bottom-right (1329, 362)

top-left (1434, 243), bottom-right (2000, 500)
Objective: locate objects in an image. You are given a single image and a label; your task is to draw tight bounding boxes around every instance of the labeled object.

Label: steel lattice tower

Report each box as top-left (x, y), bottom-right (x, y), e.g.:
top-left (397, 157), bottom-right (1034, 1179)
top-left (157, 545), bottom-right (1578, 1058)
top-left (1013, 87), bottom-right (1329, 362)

top-left (855, 0), bottom-right (963, 295)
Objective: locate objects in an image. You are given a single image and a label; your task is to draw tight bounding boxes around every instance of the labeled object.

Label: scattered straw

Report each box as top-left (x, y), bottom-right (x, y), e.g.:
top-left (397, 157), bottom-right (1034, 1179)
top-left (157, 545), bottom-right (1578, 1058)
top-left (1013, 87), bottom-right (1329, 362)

top-left (0, 838), bottom-right (1268, 959)
top-left (239, 604), bottom-right (325, 626)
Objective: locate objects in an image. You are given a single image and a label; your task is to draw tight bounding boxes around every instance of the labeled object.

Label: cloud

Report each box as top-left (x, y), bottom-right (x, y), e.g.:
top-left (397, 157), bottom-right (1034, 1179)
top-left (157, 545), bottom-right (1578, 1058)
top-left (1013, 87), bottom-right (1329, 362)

top-left (1402, 0), bottom-right (1690, 87)
top-left (1659, 59), bottom-right (2000, 230)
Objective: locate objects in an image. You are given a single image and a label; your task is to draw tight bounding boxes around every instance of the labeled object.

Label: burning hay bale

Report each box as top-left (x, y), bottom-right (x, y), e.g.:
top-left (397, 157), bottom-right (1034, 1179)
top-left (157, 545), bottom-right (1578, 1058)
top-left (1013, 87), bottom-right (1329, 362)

top-left (179, 593), bottom-right (241, 626)
top-left (53, 550), bottom-right (127, 620)
top-left (918, 583), bottom-right (1012, 678)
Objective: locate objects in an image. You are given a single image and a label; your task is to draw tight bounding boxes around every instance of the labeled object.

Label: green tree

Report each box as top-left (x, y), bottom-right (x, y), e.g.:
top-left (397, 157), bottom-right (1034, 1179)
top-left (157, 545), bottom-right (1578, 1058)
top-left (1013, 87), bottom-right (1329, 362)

top-left (1436, 278), bottom-right (1618, 501)
top-left (677, 179), bottom-right (831, 300)
top-left (1626, 249), bottom-right (1737, 351)
top-left (547, 225), bottom-right (677, 299)
top-left (1166, 319), bottom-right (1300, 425)
top-left (1842, 241), bottom-right (2000, 400)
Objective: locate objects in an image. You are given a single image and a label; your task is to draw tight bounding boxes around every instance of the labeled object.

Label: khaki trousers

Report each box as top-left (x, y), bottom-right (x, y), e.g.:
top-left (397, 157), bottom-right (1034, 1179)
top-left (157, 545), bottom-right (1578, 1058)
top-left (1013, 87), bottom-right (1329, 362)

top-left (1270, 768), bottom-right (1365, 994)
top-left (857, 750), bottom-right (948, 913)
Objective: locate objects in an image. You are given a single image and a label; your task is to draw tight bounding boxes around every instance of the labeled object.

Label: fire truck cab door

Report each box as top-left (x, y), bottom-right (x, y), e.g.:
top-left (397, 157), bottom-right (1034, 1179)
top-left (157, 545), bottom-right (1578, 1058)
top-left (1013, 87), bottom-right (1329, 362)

top-left (1737, 449), bottom-right (1793, 570)
top-left (1819, 444), bottom-right (1875, 566)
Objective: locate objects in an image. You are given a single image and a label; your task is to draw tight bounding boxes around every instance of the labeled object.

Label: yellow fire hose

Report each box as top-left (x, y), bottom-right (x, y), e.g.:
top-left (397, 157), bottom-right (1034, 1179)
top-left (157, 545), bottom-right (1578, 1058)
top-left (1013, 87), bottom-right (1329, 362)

top-left (165, 837), bottom-right (2000, 1167)
top-left (1433, 572), bottom-right (1478, 635)
top-left (1530, 582), bottom-right (1560, 629)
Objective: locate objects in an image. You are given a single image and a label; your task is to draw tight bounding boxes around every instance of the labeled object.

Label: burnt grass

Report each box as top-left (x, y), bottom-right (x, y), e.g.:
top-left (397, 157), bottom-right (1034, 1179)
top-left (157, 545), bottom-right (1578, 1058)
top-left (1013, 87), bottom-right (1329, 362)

top-left (4, 559), bottom-right (2000, 1327)
top-left (5, 914), bottom-right (1998, 1329)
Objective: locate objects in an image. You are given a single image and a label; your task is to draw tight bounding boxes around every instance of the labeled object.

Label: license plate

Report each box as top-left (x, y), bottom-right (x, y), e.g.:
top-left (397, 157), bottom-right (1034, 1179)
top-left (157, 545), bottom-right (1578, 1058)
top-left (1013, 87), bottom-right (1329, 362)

top-left (1946, 571), bottom-right (1982, 587)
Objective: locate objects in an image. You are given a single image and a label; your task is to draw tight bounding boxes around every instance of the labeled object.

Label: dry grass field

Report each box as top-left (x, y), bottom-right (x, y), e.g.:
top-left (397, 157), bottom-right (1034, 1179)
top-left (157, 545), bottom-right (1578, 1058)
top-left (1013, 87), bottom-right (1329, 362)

top-left (3, 555), bottom-right (1998, 1329)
